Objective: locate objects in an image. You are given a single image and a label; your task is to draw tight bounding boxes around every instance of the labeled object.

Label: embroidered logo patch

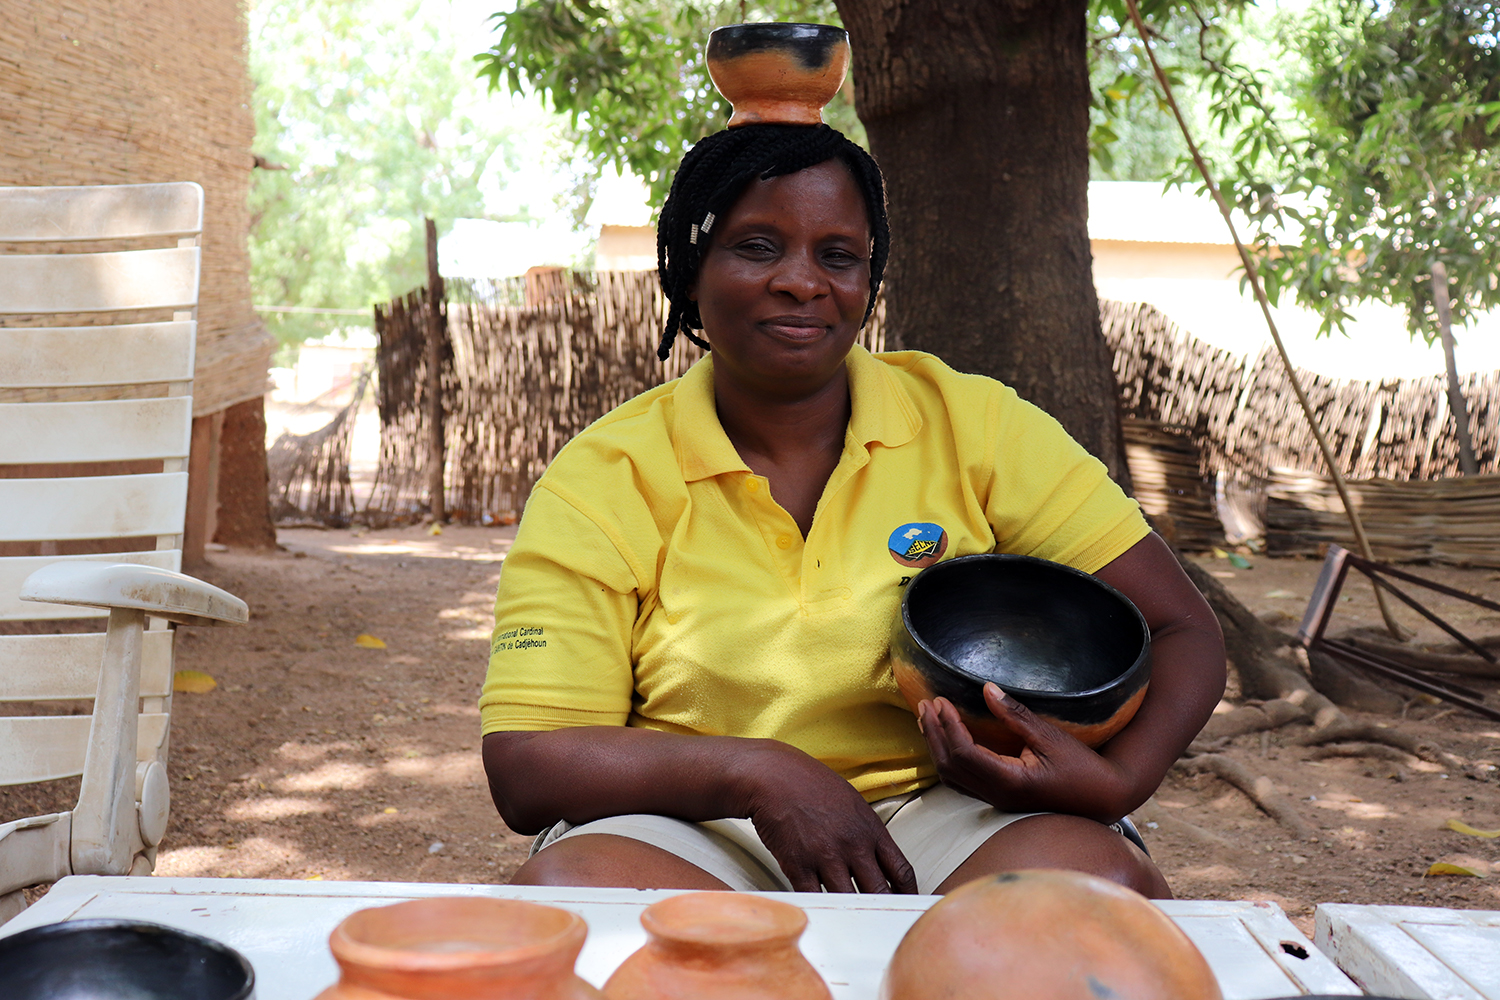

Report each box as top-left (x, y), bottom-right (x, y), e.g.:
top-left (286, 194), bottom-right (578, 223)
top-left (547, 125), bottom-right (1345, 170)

top-left (888, 522), bottom-right (948, 568)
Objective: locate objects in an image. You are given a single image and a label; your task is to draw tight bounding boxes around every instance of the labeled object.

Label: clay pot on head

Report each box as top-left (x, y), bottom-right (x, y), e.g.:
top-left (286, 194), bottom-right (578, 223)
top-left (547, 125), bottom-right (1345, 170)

top-left (705, 23), bottom-right (850, 128)
top-left (890, 553), bottom-right (1151, 756)
top-left (603, 892), bottom-right (831, 1000)
top-left (881, 870), bottom-right (1222, 1000)
top-left (316, 897), bottom-right (601, 1000)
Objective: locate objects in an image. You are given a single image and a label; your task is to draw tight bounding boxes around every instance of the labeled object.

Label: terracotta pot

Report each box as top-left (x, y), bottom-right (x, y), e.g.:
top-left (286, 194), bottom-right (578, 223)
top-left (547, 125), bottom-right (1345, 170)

top-left (890, 553), bottom-right (1151, 756)
top-left (705, 23), bottom-right (850, 128)
top-left (316, 897), bottom-right (601, 1000)
top-left (881, 871), bottom-right (1222, 1000)
top-left (603, 892), bottom-right (831, 1000)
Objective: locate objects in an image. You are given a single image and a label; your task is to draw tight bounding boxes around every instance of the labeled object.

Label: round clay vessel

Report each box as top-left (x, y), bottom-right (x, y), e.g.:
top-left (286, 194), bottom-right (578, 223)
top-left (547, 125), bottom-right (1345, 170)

top-left (316, 897), bottom-right (601, 1000)
top-left (0, 918), bottom-right (254, 1000)
top-left (890, 553), bottom-right (1150, 756)
top-left (881, 871), bottom-right (1222, 1000)
top-left (603, 892), bottom-right (831, 1000)
top-left (706, 23), bottom-right (850, 127)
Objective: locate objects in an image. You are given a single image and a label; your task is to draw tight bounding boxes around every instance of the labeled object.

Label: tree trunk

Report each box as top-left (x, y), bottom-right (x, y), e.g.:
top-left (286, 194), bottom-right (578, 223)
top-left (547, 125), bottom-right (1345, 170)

top-left (1430, 261), bottom-right (1478, 475)
top-left (213, 397), bottom-right (278, 551)
top-left (837, 0), bottom-right (1130, 489)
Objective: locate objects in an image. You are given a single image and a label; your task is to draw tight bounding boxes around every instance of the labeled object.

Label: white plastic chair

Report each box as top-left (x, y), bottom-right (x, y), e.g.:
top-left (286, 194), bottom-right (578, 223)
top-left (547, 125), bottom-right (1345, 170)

top-left (0, 183), bottom-right (249, 924)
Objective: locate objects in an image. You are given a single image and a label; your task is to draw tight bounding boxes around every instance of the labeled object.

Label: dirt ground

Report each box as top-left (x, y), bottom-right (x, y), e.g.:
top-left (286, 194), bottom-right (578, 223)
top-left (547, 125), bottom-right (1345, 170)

top-left (6, 526), bottom-right (1498, 932)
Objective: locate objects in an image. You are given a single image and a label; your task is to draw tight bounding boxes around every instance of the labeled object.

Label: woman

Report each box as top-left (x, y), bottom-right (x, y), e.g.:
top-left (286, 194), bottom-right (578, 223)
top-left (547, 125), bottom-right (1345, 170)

top-left (480, 123), bottom-right (1225, 896)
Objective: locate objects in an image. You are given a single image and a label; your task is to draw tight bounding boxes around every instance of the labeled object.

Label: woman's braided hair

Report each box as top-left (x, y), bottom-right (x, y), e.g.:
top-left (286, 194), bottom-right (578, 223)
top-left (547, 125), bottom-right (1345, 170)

top-left (656, 123), bottom-right (889, 361)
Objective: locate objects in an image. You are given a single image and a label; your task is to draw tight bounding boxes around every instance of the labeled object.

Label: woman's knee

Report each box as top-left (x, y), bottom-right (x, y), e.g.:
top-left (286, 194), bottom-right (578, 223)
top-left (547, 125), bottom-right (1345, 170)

top-left (508, 833), bottom-right (730, 891)
top-left (938, 815), bottom-right (1171, 899)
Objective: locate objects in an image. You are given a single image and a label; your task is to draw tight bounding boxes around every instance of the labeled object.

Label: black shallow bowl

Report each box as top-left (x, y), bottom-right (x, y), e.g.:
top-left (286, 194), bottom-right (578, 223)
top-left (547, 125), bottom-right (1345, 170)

top-left (706, 23), bottom-right (851, 127)
top-left (0, 918), bottom-right (255, 1000)
top-left (890, 554), bottom-right (1150, 754)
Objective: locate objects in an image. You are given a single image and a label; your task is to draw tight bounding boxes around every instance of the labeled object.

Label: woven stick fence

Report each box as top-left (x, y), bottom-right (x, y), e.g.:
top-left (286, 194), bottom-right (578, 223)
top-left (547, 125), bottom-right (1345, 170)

top-left (1103, 300), bottom-right (1500, 563)
top-left (370, 270), bottom-right (885, 523)
top-left (340, 283), bottom-right (1498, 562)
top-left (266, 367), bottom-right (371, 526)
top-left (1102, 300), bottom-right (1500, 483)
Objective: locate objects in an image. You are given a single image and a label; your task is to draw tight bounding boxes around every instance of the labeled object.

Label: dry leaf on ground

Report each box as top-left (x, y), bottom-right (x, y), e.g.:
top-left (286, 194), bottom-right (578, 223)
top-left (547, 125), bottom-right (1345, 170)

top-left (172, 670), bottom-right (217, 694)
top-left (1447, 818), bottom-right (1500, 838)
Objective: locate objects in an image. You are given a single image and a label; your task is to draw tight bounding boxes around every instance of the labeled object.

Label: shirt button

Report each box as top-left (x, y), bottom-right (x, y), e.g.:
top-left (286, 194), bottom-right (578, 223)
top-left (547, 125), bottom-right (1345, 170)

top-left (776, 535), bottom-right (793, 549)
top-left (745, 479), bottom-right (760, 494)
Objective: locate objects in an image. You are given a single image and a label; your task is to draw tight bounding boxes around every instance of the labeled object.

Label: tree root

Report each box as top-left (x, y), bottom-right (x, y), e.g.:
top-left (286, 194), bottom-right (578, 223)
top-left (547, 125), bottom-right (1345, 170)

top-left (1290, 722), bottom-right (1466, 770)
top-left (1177, 558), bottom-right (1347, 726)
top-left (1197, 697), bottom-right (1310, 742)
top-left (1175, 753), bottom-right (1314, 840)
top-left (1131, 796), bottom-right (1236, 850)
top-left (1306, 743), bottom-right (1414, 764)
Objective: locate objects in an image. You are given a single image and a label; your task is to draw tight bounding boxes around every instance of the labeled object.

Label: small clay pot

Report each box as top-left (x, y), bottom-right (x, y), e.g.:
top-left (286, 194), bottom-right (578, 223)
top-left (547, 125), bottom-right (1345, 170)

top-left (316, 897), bottom-right (601, 1000)
top-left (890, 553), bottom-right (1150, 756)
top-left (706, 23), bottom-right (850, 128)
top-left (881, 871), bottom-right (1222, 1000)
top-left (603, 892), bottom-right (831, 1000)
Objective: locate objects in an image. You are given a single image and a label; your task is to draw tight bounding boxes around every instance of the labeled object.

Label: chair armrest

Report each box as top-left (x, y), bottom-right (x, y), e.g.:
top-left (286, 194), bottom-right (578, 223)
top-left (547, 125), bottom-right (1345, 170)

top-left (20, 562), bottom-right (249, 627)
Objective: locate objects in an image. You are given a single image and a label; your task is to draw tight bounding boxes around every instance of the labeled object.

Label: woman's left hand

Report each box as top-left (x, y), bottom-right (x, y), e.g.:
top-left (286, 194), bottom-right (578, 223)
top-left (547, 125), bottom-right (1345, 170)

top-left (917, 684), bottom-right (1134, 822)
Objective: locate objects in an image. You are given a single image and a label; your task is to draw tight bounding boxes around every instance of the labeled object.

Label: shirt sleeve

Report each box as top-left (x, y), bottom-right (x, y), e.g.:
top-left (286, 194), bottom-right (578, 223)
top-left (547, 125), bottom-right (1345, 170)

top-left (479, 484), bottom-right (639, 734)
top-left (985, 385), bottom-right (1150, 574)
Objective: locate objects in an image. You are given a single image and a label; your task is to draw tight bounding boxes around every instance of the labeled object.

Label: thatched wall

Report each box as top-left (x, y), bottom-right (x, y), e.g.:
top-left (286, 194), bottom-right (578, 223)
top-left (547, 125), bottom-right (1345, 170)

top-left (0, 0), bottom-right (272, 416)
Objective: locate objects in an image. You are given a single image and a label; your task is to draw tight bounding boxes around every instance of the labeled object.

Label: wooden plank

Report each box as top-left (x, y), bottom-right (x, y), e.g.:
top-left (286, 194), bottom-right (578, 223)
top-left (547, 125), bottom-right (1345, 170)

top-left (0, 322), bottom-right (196, 388)
top-left (0, 630), bottom-right (173, 701)
top-left (0, 183), bottom-right (202, 242)
top-left (1, 880), bottom-right (1348, 999)
top-left (0, 550), bottom-right (181, 620)
top-left (0, 473), bottom-right (187, 542)
top-left (1158, 899), bottom-right (1359, 997)
top-left (1316, 903), bottom-right (1500, 999)
top-left (0, 247), bottom-right (199, 314)
top-left (0, 398), bottom-right (192, 464)
top-left (0, 713), bottom-right (167, 785)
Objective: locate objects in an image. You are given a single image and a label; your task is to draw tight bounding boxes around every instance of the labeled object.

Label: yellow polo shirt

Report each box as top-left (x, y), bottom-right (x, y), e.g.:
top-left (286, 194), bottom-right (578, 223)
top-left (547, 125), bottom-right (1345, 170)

top-left (480, 346), bottom-right (1149, 801)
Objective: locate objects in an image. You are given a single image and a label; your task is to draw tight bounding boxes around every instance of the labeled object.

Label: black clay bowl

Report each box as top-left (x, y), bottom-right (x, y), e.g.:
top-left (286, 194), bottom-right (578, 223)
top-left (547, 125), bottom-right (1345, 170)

top-left (890, 554), bottom-right (1150, 755)
top-left (706, 23), bottom-right (850, 128)
top-left (0, 918), bottom-right (255, 1000)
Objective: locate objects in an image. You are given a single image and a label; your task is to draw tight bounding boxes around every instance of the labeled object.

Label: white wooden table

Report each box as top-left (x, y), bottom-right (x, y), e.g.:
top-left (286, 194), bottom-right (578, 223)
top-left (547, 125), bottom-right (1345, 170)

top-left (0, 877), bottom-right (1358, 999)
top-left (1316, 904), bottom-right (1500, 999)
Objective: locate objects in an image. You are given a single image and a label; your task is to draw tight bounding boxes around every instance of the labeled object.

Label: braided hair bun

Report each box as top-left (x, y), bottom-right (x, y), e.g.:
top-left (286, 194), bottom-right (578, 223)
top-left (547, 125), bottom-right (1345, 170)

top-left (656, 123), bottom-right (889, 361)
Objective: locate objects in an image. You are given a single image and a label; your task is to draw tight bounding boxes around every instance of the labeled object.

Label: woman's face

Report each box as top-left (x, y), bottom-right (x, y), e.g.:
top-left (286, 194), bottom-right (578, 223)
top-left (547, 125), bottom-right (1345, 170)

top-left (690, 159), bottom-right (872, 399)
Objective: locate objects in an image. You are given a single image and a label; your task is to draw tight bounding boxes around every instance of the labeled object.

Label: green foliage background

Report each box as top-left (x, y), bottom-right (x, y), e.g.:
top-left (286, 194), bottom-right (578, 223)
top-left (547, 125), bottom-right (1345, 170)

top-left (249, 0), bottom-right (526, 349)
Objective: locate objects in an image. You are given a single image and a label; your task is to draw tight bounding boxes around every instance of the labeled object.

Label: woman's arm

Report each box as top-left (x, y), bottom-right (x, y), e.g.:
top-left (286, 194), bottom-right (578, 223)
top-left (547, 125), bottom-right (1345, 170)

top-left (918, 532), bottom-right (1225, 822)
top-left (484, 727), bottom-right (919, 893)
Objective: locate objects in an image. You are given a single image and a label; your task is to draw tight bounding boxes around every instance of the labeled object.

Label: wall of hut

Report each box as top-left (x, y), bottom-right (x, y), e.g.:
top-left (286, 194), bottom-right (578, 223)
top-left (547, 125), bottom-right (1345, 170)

top-left (1, 0), bottom-right (273, 415)
top-left (1, 0), bottom-right (276, 555)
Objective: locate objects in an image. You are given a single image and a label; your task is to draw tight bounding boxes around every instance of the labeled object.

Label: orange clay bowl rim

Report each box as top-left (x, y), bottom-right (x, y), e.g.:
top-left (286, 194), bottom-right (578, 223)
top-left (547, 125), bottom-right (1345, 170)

top-left (330, 898), bottom-right (586, 971)
top-left (641, 892), bottom-right (807, 945)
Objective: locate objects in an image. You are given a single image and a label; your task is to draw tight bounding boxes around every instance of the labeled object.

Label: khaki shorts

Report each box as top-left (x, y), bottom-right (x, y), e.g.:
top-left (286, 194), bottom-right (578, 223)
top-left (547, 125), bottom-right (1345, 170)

top-left (530, 783), bottom-right (1044, 894)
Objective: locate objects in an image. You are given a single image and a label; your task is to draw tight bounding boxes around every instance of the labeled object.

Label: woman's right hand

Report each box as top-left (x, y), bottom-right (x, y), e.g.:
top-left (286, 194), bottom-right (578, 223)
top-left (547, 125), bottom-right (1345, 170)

top-left (732, 740), bottom-right (918, 894)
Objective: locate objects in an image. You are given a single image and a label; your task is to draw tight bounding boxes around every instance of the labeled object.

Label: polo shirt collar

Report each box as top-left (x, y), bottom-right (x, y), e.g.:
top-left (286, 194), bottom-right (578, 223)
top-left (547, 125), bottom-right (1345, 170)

top-left (674, 358), bottom-right (749, 482)
top-left (672, 344), bottom-right (923, 483)
top-left (845, 344), bottom-right (922, 450)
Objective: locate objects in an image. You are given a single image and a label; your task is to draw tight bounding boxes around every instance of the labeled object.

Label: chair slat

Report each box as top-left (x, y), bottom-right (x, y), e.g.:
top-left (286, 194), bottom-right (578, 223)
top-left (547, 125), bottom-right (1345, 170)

top-left (0, 713), bottom-right (168, 786)
top-left (0, 398), bottom-right (192, 464)
top-left (0, 183), bottom-right (203, 243)
top-left (0, 550), bottom-right (181, 620)
top-left (0, 323), bottom-right (196, 388)
top-left (0, 248), bottom-right (199, 315)
top-left (0, 474), bottom-right (188, 542)
top-left (0, 631), bottom-right (173, 701)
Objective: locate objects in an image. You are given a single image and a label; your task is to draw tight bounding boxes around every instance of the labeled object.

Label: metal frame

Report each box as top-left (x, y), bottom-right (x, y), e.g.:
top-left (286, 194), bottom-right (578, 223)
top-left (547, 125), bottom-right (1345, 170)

top-left (1296, 545), bottom-right (1500, 721)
